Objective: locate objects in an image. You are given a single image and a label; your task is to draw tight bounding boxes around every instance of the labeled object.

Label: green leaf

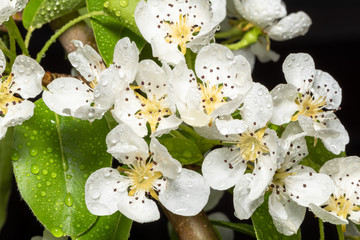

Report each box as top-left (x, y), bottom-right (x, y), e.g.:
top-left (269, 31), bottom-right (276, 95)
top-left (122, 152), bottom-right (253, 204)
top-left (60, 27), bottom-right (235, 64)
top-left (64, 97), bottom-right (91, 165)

top-left (12, 99), bottom-right (112, 238)
top-left (300, 136), bottom-right (346, 172)
top-left (78, 212), bottom-right (132, 240)
top-left (251, 194), bottom-right (301, 240)
top-left (0, 127), bottom-right (14, 231)
top-left (103, 0), bottom-right (142, 37)
top-left (158, 134), bottom-right (203, 165)
top-left (87, 0), bottom-right (145, 65)
top-left (22, 0), bottom-right (85, 29)
top-left (211, 220), bottom-right (256, 238)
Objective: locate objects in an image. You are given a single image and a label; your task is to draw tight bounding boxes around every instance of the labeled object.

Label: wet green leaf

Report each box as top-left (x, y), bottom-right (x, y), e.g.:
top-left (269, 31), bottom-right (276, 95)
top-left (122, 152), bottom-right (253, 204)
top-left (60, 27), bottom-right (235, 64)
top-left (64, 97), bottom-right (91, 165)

top-left (23, 0), bottom-right (85, 29)
top-left (87, 0), bottom-right (145, 65)
top-left (12, 99), bottom-right (112, 238)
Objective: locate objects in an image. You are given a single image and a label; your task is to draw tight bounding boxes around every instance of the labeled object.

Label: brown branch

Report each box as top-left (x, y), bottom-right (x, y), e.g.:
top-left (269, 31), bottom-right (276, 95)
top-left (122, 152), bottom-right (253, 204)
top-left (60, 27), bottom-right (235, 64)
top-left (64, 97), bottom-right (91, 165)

top-left (162, 206), bottom-right (219, 240)
top-left (49, 11), bottom-right (97, 54)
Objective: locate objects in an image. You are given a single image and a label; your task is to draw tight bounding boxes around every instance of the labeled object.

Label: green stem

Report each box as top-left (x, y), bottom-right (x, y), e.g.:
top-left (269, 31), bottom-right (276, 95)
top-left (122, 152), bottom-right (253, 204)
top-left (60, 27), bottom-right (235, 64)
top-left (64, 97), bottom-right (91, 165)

top-left (3, 18), bottom-right (29, 56)
top-left (336, 225), bottom-right (345, 240)
top-left (0, 39), bottom-right (16, 62)
top-left (24, 26), bottom-right (35, 49)
top-left (215, 26), bottom-right (242, 39)
top-left (319, 219), bottom-right (325, 240)
top-left (36, 11), bottom-right (106, 63)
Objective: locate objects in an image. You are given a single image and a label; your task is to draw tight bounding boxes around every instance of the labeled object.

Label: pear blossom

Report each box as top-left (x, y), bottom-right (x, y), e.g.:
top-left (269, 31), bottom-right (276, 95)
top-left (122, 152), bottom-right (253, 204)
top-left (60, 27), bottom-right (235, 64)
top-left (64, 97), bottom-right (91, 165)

top-left (232, 0), bottom-right (312, 41)
top-left (43, 38), bottom-right (139, 121)
top-left (234, 122), bottom-right (334, 236)
top-left (0, 50), bottom-right (44, 140)
top-left (85, 124), bottom-right (210, 223)
top-left (170, 43), bottom-right (253, 127)
top-left (271, 53), bottom-right (349, 154)
top-left (309, 156), bottom-right (360, 231)
top-left (201, 82), bottom-right (278, 201)
top-left (134, 0), bottom-right (226, 65)
top-left (112, 59), bottom-right (182, 138)
top-left (0, 0), bottom-right (28, 24)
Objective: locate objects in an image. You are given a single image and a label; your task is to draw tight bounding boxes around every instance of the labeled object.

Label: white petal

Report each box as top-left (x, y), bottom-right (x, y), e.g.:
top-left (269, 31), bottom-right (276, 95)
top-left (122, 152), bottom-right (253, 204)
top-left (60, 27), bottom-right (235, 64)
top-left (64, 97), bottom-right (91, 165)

top-left (233, 174), bottom-right (264, 219)
top-left (202, 148), bottom-right (246, 190)
top-left (282, 53), bottom-right (315, 91)
top-left (151, 115), bottom-right (182, 138)
top-left (233, 0), bottom-right (287, 28)
top-left (73, 105), bottom-right (105, 121)
top-left (150, 37), bottom-right (185, 66)
top-left (203, 189), bottom-right (225, 212)
top-left (106, 124), bottom-right (149, 164)
top-left (309, 203), bottom-right (349, 225)
top-left (250, 37), bottom-right (280, 63)
top-left (215, 118), bottom-right (248, 135)
top-left (241, 83), bottom-right (272, 129)
top-left (270, 83), bottom-right (298, 125)
top-left (0, 124), bottom-right (7, 141)
top-left (0, 100), bottom-right (34, 129)
top-left (195, 43), bottom-right (252, 99)
top-left (159, 169), bottom-right (210, 216)
top-left (313, 70), bottom-right (342, 110)
top-left (0, 50), bottom-right (6, 76)
top-left (320, 118), bottom-right (349, 155)
top-left (194, 121), bottom-right (233, 141)
top-left (267, 11), bottom-right (312, 41)
top-left (268, 193), bottom-right (306, 236)
top-left (117, 193), bottom-right (160, 223)
top-left (43, 77), bottom-right (93, 117)
top-left (285, 165), bottom-right (334, 206)
top-left (68, 40), bottom-right (104, 82)
top-left (232, 48), bottom-right (256, 71)
top-left (113, 37), bottom-right (139, 82)
top-left (210, 96), bottom-right (243, 119)
top-left (349, 211), bottom-right (360, 225)
top-left (85, 168), bottom-right (125, 216)
top-left (11, 55), bottom-right (44, 99)
top-left (150, 138), bottom-right (182, 179)
top-left (0, 0), bottom-right (28, 25)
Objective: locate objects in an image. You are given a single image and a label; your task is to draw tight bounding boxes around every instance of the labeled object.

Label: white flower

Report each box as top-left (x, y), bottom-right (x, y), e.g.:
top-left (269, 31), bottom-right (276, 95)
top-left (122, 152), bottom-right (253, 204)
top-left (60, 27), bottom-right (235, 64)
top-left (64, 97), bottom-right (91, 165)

top-left (309, 156), bottom-right (360, 230)
top-left (0, 0), bottom-right (28, 24)
top-left (202, 82), bottom-right (279, 202)
top-left (0, 50), bottom-right (44, 140)
top-left (134, 0), bottom-right (226, 65)
top-left (232, 0), bottom-right (312, 41)
top-left (85, 124), bottom-right (210, 223)
top-left (43, 38), bottom-right (139, 121)
top-left (271, 53), bottom-right (349, 154)
top-left (233, 122), bottom-right (334, 236)
top-left (112, 59), bottom-right (182, 138)
top-left (170, 43), bottom-right (252, 127)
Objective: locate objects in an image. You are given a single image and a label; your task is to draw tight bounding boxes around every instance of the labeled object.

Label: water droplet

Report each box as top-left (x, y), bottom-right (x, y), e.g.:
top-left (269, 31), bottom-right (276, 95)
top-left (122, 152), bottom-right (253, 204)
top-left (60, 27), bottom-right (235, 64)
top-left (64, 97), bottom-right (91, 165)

top-left (119, 0), bottom-right (128, 7)
top-left (51, 172), bottom-right (57, 178)
top-left (66, 175), bottom-right (72, 180)
top-left (41, 191), bottom-right (46, 197)
top-left (31, 164), bottom-right (40, 175)
top-left (11, 150), bottom-right (20, 161)
top-left (29, 148), bottom-right (38, 157)
top-left (103, 1), bottom-right (110, 8)
top-left (17, 144), bottom-right (23, 149)
top-left (42, 169), bottom-right (48, 175)
top-left (90, 191), bottom-right (100, 200)
top-left (46, 147), bottom-right (53, 153)
top-left (79, 164), bottom-right (85, 170)
top-left (65, 193), bottom-right (74, 207)
top-left (51, 227), bottom-right (63, 238)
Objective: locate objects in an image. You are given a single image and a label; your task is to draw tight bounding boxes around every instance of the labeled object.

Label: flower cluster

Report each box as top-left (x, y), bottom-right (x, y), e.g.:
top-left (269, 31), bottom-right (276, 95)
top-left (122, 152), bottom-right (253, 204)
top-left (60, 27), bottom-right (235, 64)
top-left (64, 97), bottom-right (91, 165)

top-left (3, 0), bottom-right (358, 238)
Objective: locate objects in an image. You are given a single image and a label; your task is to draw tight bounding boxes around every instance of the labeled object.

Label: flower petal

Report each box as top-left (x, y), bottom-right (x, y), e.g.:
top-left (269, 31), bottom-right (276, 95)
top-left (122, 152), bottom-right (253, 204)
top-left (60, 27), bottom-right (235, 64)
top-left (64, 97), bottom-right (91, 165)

top-left (159, 169), bottom-right (210, 216)
top-left (204, 189), bottom-right (225, 212)
top-left (215, 118), bottom-right (248, 135)
top-left (320, 117), bottom-right (349, 155)
top-left (0, 50), bottom-right (6, 76)
top-left (313, 70), bottom-right (342, 110)
top-left (267, 11), bottom-right (312, 41)
top-left (250, 37), bottom-right (280, 63)
top-left (150, 138), bottom-right (182, 179)
top-left (268, 193), bottom-right (306, 236)
top-left (85, 168), bottom-right (126, 216)
top-left (117, 193), bottom-right (160, 223)
top-left (113, 37), bottom-right (139, 82)
top-left (0, 100), bottom-right (34, 131)
top-left (202, 147), bottom-right (246, 190)
top-left (233, 174), bottom-right (264, 219)
top-left (43, 77), bottom-right (93, 117)
top-left (68, 40), bottom-right (104, 82)
top-left (282, 53), bottom-right (315, 91)
top-left (106, 124), bottom-right (149, 164)
top-left (11, 55), bottom-right (44, 99)
top-left (270, 83), bottom-right (298, 125)
top-left (152, 115), bottom-right (182, 138)
top-left (309, 203), bottom-right (349, 225)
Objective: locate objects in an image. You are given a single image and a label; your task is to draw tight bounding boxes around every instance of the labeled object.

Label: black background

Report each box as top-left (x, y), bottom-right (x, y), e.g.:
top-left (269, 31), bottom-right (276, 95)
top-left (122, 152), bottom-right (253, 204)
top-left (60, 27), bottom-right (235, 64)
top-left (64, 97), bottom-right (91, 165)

top-left (1, 0), bottom-right (360, 239)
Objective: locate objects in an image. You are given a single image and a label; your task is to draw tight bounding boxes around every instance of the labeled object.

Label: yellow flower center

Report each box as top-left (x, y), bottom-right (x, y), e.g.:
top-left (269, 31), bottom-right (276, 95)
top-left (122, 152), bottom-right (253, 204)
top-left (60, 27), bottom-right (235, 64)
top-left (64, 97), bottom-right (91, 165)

top-left (0, 75), bottom-right (22, 116)
top-left (236, 127), bottom-right (269, 162)
top-left (122, 161), bottom-right (163, 200)
top-left (324, 195), bottom-right (360, 220)
top-left (291, 93), bottom-right (327, 121)
top-left (199, 82), bottom-right (225, 115)
top-left (164, 14), bottom-right (201, 55)
top-left (135, 92), bottom-right (172, 133)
